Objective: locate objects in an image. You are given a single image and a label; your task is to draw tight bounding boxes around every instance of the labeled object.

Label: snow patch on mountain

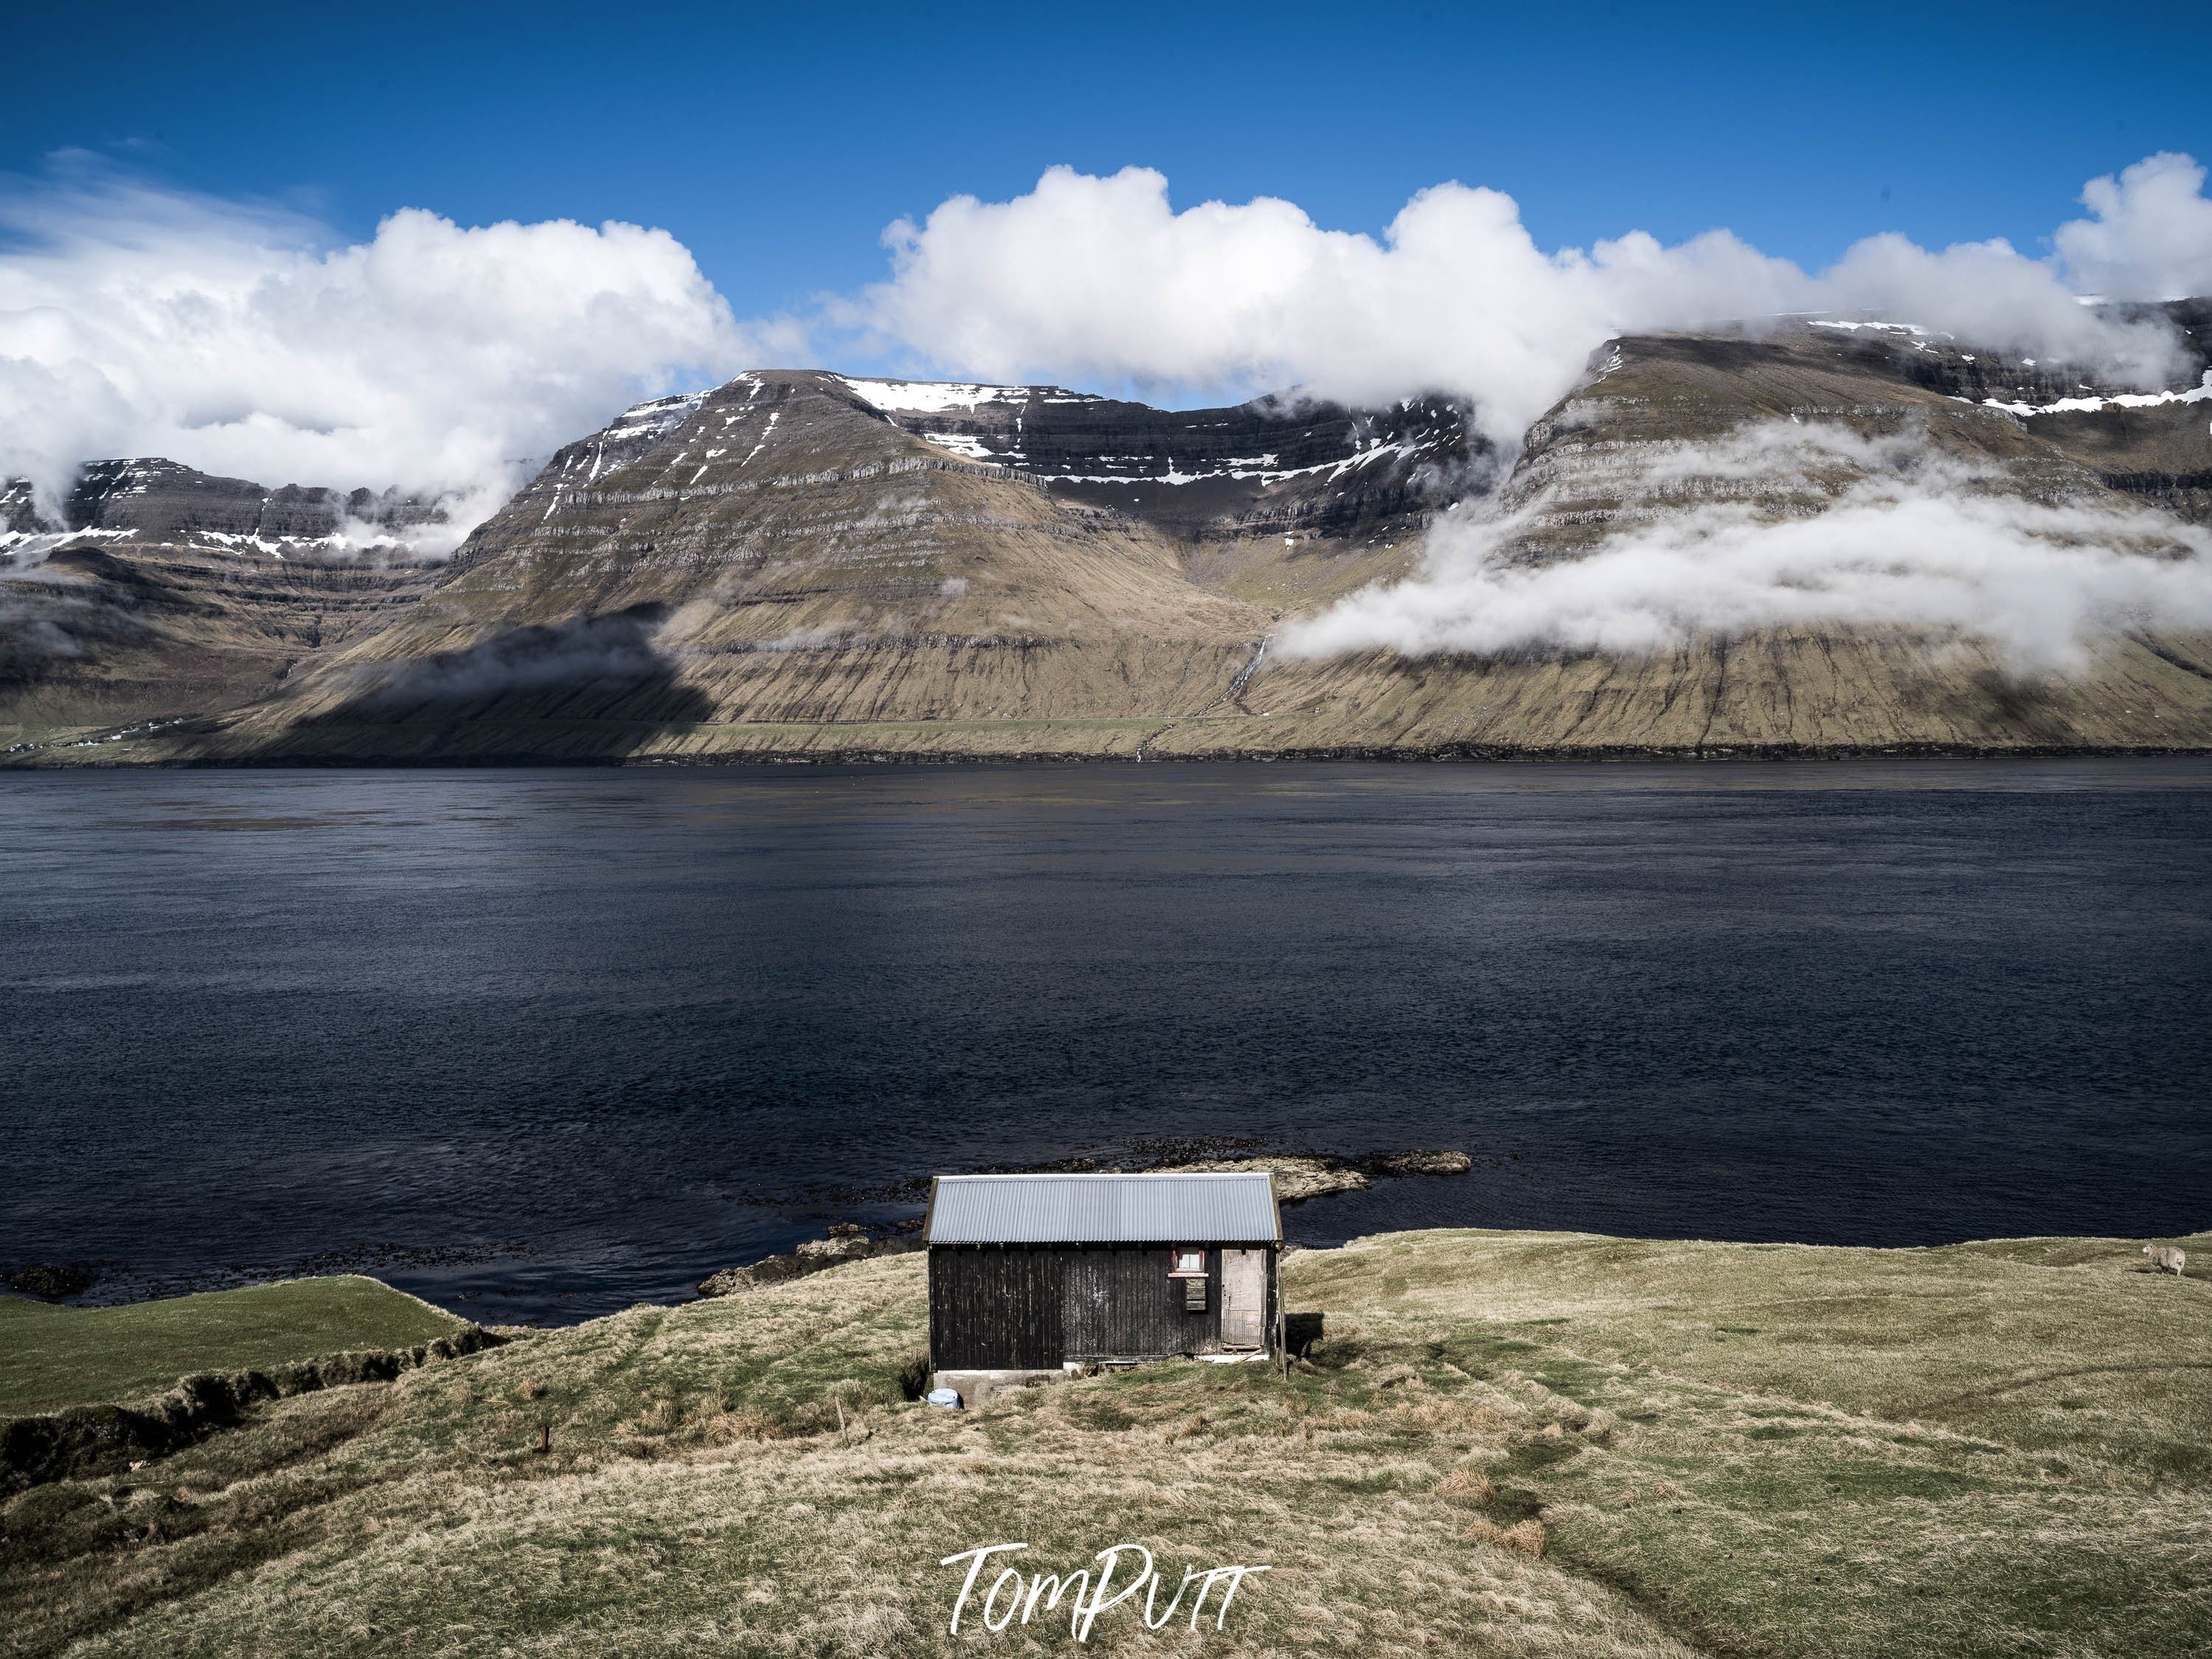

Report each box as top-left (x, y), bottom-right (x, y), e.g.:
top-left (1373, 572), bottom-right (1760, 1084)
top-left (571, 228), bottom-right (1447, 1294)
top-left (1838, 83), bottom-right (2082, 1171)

top-left (1983, 372), bottom-right (2212, 418)
top-left (836, 377), bottom-right (1030, 414)
top-left (602, 391), bottom-right (710, 443)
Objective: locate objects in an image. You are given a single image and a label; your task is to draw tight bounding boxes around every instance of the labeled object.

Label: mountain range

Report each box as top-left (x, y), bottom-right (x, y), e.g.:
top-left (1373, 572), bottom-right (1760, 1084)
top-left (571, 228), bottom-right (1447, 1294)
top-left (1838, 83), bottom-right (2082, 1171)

top-left (6, 304), bottom-right (2211, 765)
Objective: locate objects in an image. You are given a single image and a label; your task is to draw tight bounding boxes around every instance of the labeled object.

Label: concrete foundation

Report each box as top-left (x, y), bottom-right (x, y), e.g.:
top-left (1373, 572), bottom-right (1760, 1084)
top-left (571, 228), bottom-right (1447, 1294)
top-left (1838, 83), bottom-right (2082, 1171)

top-left (928, 1368), bottom-right (1069, 1408)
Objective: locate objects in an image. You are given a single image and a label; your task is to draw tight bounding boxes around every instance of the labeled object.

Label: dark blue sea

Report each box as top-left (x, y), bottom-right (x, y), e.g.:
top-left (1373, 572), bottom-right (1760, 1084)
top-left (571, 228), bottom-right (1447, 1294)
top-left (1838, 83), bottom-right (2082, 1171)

top-left (4, 761), bottom-right (2208, 1324)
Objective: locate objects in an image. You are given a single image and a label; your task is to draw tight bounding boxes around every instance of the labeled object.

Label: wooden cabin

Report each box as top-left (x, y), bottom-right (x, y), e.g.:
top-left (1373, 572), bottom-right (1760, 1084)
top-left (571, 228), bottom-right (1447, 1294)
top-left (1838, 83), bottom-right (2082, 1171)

top-left (925, 1171), bottom-right (1282, 1374)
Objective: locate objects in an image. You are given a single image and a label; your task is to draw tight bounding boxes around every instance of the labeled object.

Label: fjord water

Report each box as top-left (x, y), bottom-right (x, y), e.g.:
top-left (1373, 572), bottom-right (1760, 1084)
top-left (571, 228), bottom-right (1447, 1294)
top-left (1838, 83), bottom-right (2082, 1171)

top-left (4, 761), bottom-right (2208, 1324)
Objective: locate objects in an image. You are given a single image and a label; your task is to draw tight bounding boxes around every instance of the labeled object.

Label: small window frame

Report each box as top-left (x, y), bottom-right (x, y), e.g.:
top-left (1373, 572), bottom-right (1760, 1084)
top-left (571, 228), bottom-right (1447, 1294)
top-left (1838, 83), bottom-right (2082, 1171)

top-left (1168, 1244), bottom-right (1208, 1280)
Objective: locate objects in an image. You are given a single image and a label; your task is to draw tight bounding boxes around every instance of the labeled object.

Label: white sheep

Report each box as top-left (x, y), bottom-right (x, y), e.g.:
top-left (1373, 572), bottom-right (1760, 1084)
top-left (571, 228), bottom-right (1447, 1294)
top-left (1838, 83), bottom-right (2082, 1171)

top-left (2143, 1244), bottom-right (2188, 1277)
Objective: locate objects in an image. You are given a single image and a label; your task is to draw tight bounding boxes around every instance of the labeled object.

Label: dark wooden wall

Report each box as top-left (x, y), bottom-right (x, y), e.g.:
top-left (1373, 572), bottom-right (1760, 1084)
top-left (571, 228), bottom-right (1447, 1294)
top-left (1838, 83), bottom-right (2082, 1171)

top-left (929, 1243), bottom-right (1276, 1371)
top-left (929, 1246), bottom-right (1064, 1371)
top-left (1063, 1244), bottom-right (1218, 1362)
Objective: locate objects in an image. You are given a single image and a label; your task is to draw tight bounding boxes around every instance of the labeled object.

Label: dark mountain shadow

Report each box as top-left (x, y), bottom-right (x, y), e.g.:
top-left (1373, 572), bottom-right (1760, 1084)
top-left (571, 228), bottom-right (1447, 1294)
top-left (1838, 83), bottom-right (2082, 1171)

top-left (286, 603), bottom-right (717, 762)
top-left (0, 552), bottom-right (159, 688)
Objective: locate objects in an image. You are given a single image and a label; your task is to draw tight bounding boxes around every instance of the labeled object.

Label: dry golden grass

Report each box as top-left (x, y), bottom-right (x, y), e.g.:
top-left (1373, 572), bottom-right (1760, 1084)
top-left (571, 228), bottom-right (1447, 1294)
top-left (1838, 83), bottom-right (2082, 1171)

top-left (5, 1227), bottom-right (2208, 1657)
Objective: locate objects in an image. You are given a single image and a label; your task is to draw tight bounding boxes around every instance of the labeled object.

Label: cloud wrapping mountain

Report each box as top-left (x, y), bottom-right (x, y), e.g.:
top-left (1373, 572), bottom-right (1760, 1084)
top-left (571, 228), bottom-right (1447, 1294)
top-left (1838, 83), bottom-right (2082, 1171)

top-left (859, 156), bottom-right (2212, 440)
top-left (1278, 423), bottom-right (2212, 671)
top-left (0, 164), bottom-right (779, 540)
top-left (4, 151), bottom-right (2210, 567)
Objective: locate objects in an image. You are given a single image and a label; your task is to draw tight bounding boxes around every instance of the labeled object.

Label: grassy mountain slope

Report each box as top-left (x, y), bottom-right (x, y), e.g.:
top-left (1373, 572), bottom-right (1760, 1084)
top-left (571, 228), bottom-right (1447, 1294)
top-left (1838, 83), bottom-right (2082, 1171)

top-left (0, 544), bottom-right (435, 755)
top-left (5, 1227), bottom-right (2206, 1657)
top-left (1140, 325), bottom-right (2212, 758)
top-left (91, 371), bottom-right (1274, 765)
top-left (8, 318), bottom-right (2212, 764)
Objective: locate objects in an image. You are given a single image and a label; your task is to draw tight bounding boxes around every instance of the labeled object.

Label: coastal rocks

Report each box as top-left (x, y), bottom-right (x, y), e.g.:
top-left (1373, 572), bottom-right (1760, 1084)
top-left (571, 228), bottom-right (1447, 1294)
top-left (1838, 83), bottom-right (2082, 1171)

top-left (695, 1230), bottom-right (920, 1300)
top-left (1152, 1149), bottom-right (1474, 1204)
top-left (1153, 1157), bottom-right (1371, 1202)
top-left (1360, 1150), bottom-right (1474, 1179)
top-left (696, 1149), bottom-right (1477, 1300)
top-left (693, 1258), bottom-right (811, 1298)
top-left (7, 1264), bottom-right (95, 1300)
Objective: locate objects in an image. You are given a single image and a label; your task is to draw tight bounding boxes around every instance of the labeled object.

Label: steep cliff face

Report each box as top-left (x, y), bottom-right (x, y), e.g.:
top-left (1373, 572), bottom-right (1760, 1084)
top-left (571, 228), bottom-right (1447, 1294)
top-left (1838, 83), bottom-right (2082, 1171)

top-left (0, 463), bottom-right (448, 752)
top-left (0, 541), bottom-right (438, 749)
top-left (124, 371), bottom-right (1277, 763)
top-left (839, 376), bottom-right (1484, 537)
top-left (62, 458), bottom-right (448, 544)
top-left (1486, 324), bottom-right (2212, 567)
top-left (1130, 322), bottom-right (2212, 758)
top-left (833, 377), bottom-right (1475, 617)
top-left (1, 479), bottom-right (41, 536)
top-left (7, 310), bottom-right (2212, 765)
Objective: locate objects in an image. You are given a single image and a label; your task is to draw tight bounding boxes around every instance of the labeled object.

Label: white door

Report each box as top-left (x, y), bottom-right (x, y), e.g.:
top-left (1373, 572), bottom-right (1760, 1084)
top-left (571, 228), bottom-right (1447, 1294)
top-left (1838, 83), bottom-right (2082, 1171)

top-left (1220, 1249), bottom-right (1266, 1349)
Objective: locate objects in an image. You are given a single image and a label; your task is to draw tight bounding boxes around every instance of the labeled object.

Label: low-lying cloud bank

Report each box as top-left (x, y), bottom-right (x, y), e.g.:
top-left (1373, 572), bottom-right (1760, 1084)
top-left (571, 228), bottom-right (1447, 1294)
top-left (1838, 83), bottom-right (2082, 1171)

top-left (859, 152), bottom-right (2212, 440)
top-left (0, 160), bottom-right (787, 543)
top-left (353, 606), bottom-right (673, 710)
top-left (1277, 423), bottom-right (2212, 671)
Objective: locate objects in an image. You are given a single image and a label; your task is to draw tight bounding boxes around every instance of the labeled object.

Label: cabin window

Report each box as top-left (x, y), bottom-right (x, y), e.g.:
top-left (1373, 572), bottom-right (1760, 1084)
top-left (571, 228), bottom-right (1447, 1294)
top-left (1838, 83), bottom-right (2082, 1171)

top-left (1171, 1246), bottom-right (1207, 1311)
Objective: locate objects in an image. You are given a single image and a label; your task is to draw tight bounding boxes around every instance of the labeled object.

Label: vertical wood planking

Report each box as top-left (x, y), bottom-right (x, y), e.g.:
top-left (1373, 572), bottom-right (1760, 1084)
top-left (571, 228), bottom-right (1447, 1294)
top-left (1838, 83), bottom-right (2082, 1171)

top-left (931, 1244), bottom-right (1068, 1369)
top-left (932, 1241), bottom-right (1277, 1368)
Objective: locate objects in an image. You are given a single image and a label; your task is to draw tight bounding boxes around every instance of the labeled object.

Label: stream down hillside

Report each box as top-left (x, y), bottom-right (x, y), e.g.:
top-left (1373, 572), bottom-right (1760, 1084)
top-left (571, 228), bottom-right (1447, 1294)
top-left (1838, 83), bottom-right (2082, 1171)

top-left (7, 311), bottom-right (2212, 763)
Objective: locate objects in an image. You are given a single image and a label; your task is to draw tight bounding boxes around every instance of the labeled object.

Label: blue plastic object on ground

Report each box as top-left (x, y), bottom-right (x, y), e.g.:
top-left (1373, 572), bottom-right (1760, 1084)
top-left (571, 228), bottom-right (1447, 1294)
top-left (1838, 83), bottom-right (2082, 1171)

top-left (925, 1387), bottom-right (963, 1408)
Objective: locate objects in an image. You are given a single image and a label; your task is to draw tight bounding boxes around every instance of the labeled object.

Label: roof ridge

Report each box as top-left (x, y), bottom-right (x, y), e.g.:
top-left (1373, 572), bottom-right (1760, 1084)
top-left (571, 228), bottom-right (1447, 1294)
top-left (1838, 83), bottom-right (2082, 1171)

top-left (935, 1171), bottom-right (1272, 1180)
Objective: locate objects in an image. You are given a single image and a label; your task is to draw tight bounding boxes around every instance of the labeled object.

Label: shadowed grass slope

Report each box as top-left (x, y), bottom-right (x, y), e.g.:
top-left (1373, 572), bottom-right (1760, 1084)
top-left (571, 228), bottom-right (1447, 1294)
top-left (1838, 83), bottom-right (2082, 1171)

top-left (3, 1230), bottom-right (2207, 1657)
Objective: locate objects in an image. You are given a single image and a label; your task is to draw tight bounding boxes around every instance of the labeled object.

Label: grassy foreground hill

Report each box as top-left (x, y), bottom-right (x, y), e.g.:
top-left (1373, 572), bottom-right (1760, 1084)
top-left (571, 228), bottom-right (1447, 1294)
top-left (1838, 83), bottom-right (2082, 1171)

top-left (0, 1278), bottom-right (462, 1419)
top-left (3, 1229), bottom-right (2208, 1657)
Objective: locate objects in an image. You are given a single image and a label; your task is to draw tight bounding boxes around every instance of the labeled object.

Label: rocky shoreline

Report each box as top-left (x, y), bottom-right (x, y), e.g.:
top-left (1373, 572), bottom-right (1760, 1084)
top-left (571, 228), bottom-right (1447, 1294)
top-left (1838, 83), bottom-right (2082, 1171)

top-left (696, 1225), bottom-right (922, 1298)
top-left (27, 743), bottom-right (2212, 772)
top-left (8, 1147), bottom-right (1478, 1314)
top-left (696, 1146), bottom-right (1474, 1299)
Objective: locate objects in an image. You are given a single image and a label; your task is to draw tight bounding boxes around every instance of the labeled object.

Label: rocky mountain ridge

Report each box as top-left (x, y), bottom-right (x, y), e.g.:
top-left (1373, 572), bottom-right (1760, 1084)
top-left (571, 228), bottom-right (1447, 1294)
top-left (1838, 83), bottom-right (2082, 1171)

top-left (6, 304), bottom-right (2212, 763)
top-left (63, 457), bottom-right (448, 547)
top-left (4, 459), bottom-right (451, 553)
top-left (836, 375), bottom-right (1487, 540)
top-left (0, 461), bottom-right (451, 747)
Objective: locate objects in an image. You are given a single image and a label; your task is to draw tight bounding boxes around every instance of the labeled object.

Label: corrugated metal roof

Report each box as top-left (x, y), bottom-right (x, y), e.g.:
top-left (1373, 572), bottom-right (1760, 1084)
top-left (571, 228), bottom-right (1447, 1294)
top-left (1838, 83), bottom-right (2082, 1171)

top-left (925, 1173), bottom-right (1281, 1244)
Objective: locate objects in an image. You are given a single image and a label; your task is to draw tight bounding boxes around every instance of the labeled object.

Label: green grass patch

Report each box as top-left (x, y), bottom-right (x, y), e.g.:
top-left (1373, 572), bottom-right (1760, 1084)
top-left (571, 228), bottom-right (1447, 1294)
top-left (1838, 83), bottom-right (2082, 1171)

top-left (1813, 1460), bottom-right (2002, 1503)
top-left (0, 1278), bottom-right (461, 1416)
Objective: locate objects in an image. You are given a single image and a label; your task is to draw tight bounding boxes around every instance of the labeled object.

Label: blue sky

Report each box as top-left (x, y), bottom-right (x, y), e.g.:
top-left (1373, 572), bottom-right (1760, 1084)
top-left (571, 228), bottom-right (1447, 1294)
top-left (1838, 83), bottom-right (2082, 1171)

top-left (7, 0), bottom-right (2208, 319)
top-left (2, 1), bottom-right (2208, 506)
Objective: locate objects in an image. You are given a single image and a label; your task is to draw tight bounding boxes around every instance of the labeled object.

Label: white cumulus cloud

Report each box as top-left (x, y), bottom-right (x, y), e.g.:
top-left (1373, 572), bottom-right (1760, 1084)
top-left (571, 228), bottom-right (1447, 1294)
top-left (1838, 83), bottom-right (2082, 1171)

top-left (0, 160), bottom-right (791, 547)
top-left (856, 156), bottom-right (2212, 442)
top-left (2053, 151), bottom-right (2212, 303)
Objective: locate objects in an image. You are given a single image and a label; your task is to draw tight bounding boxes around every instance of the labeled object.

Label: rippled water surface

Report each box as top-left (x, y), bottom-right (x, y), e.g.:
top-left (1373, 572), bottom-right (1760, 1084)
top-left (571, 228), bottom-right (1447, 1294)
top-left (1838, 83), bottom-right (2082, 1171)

top-left (5, 761), bottom-right (2208, 1323)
